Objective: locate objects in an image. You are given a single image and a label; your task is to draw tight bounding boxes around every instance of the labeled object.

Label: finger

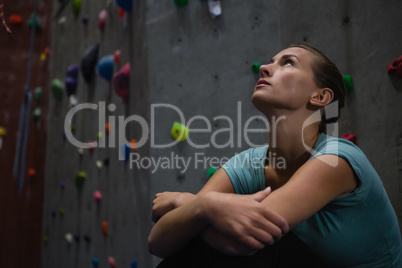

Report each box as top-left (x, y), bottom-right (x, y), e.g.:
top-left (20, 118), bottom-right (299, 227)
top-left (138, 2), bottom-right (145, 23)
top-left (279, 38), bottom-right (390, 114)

top-left (249, 187), bottom-right (271, 202)
top-left (260, 207), bottom-right (289, 234)
top-left (252, 219), bottom-right (282, 245)
top-left (151, 212), bottom-right (160, 223)
top-left (238, 235), bottom-right (266, 251)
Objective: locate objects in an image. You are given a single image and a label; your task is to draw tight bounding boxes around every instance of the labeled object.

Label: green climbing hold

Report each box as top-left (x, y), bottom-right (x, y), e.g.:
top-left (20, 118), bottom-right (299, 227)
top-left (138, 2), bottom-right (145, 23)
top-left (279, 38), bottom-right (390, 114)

top-left (75, 171), bottom-right (86, 188)
top-left (51, 79), bottom-right (64, 101)
top-left (28, 13), bottom-right (42, 32)
top-left (171, 121), bottom-right (189, 142)
top-left (207, 166), bottom-right (218, 179)
top-left (33, 107), bottom-right (41, 123)
top-left (72, 0), bottom-right (82, 17)
top-left (174, 0), bottom-right (188, 7)
top-left (251, 62), bottom-right (261, 74)
top-left (34, 87), bottom-right (42, 102)
top-left (343, 75), bottom-right (353, 93)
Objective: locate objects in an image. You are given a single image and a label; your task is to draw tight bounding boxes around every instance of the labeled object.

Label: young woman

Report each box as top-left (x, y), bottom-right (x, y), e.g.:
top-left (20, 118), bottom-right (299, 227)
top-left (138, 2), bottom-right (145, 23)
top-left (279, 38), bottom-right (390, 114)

top-left (148, 44), bottom-right (401, 267)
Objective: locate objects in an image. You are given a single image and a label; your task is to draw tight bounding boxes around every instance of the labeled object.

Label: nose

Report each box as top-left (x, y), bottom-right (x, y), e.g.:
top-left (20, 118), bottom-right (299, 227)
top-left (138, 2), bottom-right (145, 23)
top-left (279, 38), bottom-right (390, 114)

top-left (259, 64), bottom-right (272, 77)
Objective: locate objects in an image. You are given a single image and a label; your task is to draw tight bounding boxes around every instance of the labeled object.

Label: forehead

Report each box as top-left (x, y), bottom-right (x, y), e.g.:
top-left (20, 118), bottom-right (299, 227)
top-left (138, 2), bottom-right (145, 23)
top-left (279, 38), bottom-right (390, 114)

top-left (273, 47), bottom-right (314, 64)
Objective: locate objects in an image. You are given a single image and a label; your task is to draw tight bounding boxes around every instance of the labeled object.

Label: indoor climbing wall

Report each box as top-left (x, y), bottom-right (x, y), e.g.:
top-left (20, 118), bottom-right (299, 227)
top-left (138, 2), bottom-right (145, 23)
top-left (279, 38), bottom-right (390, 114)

top-left (42, 0), bottom-right (147, 267)
top-left (0, 0), bottom-right (52, 267)
top-left (42, 0), bottom-right (402, 267)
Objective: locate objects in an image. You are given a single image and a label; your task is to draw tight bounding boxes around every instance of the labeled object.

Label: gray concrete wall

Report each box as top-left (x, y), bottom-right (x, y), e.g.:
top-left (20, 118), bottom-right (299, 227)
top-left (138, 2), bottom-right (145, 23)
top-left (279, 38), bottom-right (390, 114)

top-left (43, 0), bottom-right (402, 267)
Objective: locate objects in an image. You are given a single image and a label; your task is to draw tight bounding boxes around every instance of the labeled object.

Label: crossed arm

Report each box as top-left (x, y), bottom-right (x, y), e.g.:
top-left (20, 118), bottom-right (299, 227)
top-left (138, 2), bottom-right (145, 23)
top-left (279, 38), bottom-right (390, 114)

top-left (148, 155), bottom-right (357, 258)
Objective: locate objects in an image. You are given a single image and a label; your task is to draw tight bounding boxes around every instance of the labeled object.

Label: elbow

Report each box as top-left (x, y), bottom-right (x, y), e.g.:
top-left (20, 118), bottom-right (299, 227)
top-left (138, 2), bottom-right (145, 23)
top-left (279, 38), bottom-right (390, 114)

top-left (148, 234), bottom-right (168, 258)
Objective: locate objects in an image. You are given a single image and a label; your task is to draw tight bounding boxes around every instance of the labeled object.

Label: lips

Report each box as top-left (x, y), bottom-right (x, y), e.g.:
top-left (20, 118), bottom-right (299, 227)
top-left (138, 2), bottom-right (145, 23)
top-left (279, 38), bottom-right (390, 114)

top-left (256, 79), bottom-right (271, 87)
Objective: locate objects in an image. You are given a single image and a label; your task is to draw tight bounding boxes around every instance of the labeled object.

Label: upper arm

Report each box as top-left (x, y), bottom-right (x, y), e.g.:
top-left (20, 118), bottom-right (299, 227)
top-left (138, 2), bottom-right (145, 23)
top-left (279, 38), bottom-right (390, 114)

top-left (197, 168), bottom-right (235, 195)
top-left (261, 155), bottom-right (357, 229)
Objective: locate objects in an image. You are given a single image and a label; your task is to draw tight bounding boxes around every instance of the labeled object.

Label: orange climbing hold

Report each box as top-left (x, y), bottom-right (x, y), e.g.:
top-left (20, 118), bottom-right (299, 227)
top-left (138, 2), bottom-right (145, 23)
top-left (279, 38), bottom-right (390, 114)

top-left (102, 221), bottom-right (108, 236)
top-left (9, 14), bottom-right (23, 25)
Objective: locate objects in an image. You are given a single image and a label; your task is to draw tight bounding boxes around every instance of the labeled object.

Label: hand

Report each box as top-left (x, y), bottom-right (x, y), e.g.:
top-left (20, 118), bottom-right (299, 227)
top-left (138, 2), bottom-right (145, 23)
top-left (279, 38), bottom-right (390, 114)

top-left (151, 192), bottom-right (195, 223)
top-left (200, 187), bottom-right (289, 251)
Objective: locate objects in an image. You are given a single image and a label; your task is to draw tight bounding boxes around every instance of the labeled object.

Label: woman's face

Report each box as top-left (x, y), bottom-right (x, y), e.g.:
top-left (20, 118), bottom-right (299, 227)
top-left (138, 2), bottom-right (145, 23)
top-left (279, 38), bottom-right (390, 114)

top-left (252, 47), bottom-right (320, 114)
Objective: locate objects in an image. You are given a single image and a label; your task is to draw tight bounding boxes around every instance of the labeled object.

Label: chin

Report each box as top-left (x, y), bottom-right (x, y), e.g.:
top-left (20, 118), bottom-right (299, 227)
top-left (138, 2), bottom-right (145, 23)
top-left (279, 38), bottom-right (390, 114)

top-left (251, 94), bottom-right (268, 114)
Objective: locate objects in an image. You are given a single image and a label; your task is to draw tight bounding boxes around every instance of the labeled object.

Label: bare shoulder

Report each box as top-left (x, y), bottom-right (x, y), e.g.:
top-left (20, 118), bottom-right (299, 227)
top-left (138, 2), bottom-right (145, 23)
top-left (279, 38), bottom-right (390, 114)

top-left (261, 155), bottom-right (357, 229)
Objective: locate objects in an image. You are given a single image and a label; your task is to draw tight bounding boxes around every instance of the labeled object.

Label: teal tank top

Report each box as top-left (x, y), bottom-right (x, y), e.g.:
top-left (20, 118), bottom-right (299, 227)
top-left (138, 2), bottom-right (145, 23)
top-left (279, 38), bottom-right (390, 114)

top-left (222, 134), bottom-right (401, 267)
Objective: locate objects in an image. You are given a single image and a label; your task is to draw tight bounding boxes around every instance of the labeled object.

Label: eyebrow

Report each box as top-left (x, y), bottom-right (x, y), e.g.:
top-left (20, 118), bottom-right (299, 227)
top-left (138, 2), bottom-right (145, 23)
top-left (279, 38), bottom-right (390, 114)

top-left (269, 54), bottom-right (300, 64)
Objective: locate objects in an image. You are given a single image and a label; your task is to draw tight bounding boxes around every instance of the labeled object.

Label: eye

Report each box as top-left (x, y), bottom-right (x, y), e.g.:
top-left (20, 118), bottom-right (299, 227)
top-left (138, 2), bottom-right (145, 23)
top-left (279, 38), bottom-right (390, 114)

top-left (284, 59), bottom-right (294, 66)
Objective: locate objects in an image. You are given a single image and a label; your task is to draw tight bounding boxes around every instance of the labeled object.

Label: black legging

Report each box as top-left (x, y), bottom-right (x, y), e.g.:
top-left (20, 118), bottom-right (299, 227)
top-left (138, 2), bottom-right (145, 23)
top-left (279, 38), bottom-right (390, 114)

top-left (157, 231), bottom-right (331, 268)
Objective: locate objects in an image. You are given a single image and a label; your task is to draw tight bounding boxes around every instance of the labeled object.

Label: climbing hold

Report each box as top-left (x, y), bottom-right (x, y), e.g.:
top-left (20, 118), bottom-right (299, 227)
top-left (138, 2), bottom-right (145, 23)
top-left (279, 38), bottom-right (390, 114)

top-left (65, 77), bottom-right (78, 105)
top-left (116, 0), bottom-right (132, 12)
top-left (51, 78), bottom-right (64, 101)
top-left (131, 260), bottom-right (138, 268)
top-left (93, 190), bottom-right (102, 203)
top-left (81, 15), bottom-right (89, 25)
top-left (72, 0), bottom-right (82, 18)
top-left (108, 256), bottom-right (116, 267)
top-left (60, 181), bottom-right (65, 189)
top-left (83, 235), bottom-right (91, 243)
top-left (50, 209), bottom-right (57, 218)
top-left (0, 126), bottom-right (5, 137)
top-left (33, 107), bottom-right (41, 123)
top-left (343, 75), bottom-right (353, 93)
top-left (92, 257), bottom-right (100, 267)
top-left (28, 13), bottom-right (42, 32)
top-left (9, 14), bottom-right (23, 25)
top-left (174, 0), bottom-right (188, 7)
top-left (74, 234), bottom-right (81, 243)
top-left (113, 50), bottom-right (121, 66)
top-left (207, 166), bottom-right (218, 179)
top-left (95, 160), bottom-right (103, 169)
top-left (123, 143), bottom-right (130, 162)
top-left (28, 168), bottom-right (36, 177)
top-left (58, 208), bottom-right (65, 215)
top-left (102, 221), bottom-right (108, 236)
top-left (78, 147), bottom-right (85, 155)
top-left (97, 132), bottom-right (103, 140)
top-left (251, 62), bottom-right (261, 74)
top-left (103, 158), bottom-right (110, 167)
top-left (341, 132), bottom-right (357, 144)
top-left (65, 233), bottom-right (73, 244)
top-left (81, 43), bottom-right (100, 84)
top-left (0, 126), bottom-right (6, 149)
top-left (130, 139), bottom-right (137, 151)
top-left (58, 16), bottom-right (67, 25)
top-left (118, 7), bottom-right (125, 19)
top-left (207, 0), bottom-right (222, 19)
top-left (75, 171), bottom-right (86, 188)
top-left (387, 56), bottom-right (402, 79)
top-left (43, 235), bottom-right (49, 243)
top-left (66, 63), bottom-right (79, 79)
top-left (40, 52), bottom-right (46, 62)
top-left (66, 63), bottom-right (79, 106)
top-left (34, 87), bottom-right (42, 102)
top-left (171, 121), bottom-right (189, 141)
top-left (113, 62), bottom-right (130, 102)
top-left (97, 55), bottom-right (114, 82)
top-left (88, 141), bottom-right (95, 153)
top-left (98, 9), bottom-right (107, 32)
top-left (105, 123), bottom-right (110, 135)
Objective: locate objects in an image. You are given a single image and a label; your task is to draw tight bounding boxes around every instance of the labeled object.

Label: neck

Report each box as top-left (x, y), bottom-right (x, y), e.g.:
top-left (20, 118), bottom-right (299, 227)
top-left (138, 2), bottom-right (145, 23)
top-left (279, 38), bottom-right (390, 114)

top-left (266, 111), bottom-right (321, 174)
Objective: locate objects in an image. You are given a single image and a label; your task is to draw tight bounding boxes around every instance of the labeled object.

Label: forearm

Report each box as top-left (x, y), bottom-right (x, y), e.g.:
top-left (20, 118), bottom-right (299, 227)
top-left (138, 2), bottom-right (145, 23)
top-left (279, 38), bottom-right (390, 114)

top-left (148, 196), bottom-right (208, 258)
top-left (200, 227), bottom-right (258, 256)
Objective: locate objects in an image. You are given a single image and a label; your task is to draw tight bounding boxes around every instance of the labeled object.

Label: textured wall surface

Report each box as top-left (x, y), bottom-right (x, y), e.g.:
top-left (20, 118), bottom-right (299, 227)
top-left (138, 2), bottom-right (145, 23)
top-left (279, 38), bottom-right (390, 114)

top-left (0, 0), bottom-right (51, 267)
top-left (42, 0), bottom-right (402, 267)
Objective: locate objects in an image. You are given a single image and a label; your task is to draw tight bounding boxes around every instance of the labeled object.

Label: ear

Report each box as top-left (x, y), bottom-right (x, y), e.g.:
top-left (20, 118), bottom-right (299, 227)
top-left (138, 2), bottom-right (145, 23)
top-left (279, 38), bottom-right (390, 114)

top-left (310, 88), bottom-right (334, 107)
